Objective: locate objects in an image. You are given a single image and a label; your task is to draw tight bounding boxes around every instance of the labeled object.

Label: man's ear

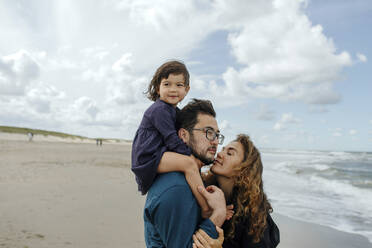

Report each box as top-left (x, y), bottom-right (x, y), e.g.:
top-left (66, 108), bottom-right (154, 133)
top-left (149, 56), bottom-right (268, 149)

top-left (178, 128), bottom-right (189, 143)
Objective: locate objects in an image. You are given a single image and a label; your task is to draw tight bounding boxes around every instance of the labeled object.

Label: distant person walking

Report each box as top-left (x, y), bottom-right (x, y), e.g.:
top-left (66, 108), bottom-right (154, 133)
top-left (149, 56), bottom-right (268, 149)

top-left (27, 132), bottom-right (33, 142)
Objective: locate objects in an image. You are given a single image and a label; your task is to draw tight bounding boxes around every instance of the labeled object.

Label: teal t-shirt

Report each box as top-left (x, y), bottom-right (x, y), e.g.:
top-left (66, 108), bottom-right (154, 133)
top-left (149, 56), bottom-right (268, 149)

top-left (144, 172), bottom-right (218, 247)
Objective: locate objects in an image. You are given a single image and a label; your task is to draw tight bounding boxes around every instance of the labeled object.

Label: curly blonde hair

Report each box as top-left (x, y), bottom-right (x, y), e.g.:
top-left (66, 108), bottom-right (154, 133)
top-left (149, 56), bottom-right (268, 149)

top-left (225, 134), bottom-right (272, 243)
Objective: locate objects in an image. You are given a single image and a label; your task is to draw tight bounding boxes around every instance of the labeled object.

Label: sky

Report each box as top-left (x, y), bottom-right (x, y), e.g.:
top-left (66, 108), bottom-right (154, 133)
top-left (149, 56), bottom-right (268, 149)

top-left (0, 0), bottom-right (371, 152)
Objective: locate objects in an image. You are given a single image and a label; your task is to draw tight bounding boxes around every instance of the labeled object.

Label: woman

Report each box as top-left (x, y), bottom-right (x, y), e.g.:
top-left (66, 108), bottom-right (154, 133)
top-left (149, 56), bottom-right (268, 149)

top-left (193, 134), bottom-right (279, 248)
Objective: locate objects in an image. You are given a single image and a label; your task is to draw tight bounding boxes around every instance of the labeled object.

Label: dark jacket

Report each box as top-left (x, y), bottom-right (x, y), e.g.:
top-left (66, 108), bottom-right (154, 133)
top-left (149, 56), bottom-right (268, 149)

top-left (222, 188), bottom-right (279, 248)
top-left (222, 214), bottom-right (280, 248)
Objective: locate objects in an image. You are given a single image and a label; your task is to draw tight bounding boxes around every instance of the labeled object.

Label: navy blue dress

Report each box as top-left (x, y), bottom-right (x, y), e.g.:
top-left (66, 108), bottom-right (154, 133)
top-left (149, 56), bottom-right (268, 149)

top-left (131, 99), bottom-right (191, 194)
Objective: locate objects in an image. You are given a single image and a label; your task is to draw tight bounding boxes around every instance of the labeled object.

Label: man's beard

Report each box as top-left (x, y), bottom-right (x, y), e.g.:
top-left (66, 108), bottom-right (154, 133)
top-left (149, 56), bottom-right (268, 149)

top-left (188, 134), bottom-right (215, 165)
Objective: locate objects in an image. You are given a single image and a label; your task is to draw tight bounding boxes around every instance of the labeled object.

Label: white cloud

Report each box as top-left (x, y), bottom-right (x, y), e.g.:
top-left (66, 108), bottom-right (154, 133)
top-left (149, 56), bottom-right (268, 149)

top-left (217, 119), bottom-right (236, 143)
top-left (331, 128), bottom-right (343, 137)
top-left (26, 83), bottom-right (65, 113)
top-left (191, 78), bottom-right (207, 91)
top-left (202, 0), bottom-right (351, 106)
top-left (81, 46), bottom-right (110, 61)
top-left (0, 0), bottom-right (359, 140)
top-left (349, 129), bottom-right (357, 135)
top-left (273, 113), bottom-right (301, 131)
top-left (333, 132), bottom-right (342, 137)
top-left (258, 135), bottom-right (270, 145)
top-left (357, 53), bottom-right (367, 62)
top-left (309, 105), bottom-right (328, 113)
top-left (219, 120), bottom-right (232, 131)
top-left (256, 104), bottom-right (275, 121)
top-left (112, 53), bottom-right (133, 72)
top-left (0, 50), bottom-right (40, 95)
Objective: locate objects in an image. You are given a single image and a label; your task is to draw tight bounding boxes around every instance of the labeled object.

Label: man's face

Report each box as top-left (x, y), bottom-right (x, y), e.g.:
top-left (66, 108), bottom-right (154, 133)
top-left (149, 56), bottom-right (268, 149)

top-left (187, 113), bottom-right (220, 165)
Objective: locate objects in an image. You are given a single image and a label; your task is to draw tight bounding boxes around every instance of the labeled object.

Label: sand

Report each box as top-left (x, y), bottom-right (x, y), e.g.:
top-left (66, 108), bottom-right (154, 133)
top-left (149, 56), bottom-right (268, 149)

top-left (1, 133), bottom-right (371, 248)
top-left (0, 136), bottom-right (144, 248)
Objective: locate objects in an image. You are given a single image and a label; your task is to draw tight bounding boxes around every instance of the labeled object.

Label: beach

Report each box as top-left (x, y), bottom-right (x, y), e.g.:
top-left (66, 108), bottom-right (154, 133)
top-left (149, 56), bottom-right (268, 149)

top-left (1, 133), bottom-right (371, 248)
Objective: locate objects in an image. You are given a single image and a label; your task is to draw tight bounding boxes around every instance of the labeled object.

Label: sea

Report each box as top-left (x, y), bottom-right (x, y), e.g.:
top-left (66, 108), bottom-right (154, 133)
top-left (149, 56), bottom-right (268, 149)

top-left (260, 149), bottom-right (372, 243)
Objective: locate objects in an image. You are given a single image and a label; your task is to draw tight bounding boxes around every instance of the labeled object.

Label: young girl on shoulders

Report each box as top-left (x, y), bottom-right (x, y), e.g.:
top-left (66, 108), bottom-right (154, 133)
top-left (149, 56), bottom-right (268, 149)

top-left (131, 60), bottom-right (209, 215)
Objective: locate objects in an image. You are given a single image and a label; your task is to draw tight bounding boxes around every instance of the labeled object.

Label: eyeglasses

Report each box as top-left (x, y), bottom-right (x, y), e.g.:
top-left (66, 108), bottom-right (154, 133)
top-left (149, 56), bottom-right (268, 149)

top-left (192, 127), bottom-right (225, 145)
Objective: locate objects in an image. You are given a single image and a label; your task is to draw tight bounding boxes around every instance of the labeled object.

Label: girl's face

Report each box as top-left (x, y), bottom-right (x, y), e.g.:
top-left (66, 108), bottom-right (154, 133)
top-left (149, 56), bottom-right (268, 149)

top-left (211, 141), bottom-right (245, 178)
top-left (157, 73), bottom-right (189, 106)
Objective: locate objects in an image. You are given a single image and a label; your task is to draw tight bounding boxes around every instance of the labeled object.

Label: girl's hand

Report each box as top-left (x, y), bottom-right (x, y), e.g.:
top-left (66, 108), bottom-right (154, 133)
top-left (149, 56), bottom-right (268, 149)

top-left (226, 204), bottom-right (234, 220)
top-left (192, 226), bottom-right (224, 248)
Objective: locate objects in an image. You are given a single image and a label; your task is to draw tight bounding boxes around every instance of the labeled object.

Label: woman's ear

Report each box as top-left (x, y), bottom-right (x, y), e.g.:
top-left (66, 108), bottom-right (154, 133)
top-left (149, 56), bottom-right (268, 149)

top-left (178, 128), bottom-right (189, 143)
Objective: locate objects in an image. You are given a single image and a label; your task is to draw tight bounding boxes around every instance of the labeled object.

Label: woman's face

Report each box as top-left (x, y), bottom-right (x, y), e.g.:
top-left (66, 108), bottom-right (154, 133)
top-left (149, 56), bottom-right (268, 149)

top-left (211, 141), bottom-right (245, 178)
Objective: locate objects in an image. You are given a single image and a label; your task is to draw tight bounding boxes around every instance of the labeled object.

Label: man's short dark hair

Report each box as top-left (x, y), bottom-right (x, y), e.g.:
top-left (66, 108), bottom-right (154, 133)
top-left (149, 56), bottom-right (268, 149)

top-left (177, 98), bottom-right (216, 131)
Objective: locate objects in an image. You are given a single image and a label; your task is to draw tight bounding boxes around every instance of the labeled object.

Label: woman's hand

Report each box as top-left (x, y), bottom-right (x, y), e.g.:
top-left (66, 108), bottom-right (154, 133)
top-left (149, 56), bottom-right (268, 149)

top-left (226, 204), bottom-right (234, 220)
top-left (192, 226), bottom-right (224, 248)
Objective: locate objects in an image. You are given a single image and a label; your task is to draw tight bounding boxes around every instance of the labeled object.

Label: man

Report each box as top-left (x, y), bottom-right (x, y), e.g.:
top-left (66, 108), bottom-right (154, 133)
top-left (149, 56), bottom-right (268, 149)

top-left (144, 99), bottom-right (226, 247)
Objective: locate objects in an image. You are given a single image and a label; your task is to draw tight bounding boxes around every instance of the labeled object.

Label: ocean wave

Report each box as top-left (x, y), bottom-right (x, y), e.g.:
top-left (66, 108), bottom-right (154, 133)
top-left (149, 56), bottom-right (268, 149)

top-left (262, 150), bottom-right (372, 243)
top-left (313, 164), bottom-right (331, 171)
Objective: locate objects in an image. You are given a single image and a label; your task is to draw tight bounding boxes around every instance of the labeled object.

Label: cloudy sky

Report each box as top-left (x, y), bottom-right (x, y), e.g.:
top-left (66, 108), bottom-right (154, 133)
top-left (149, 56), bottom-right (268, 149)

top-left (0, 0), bottom-right (371, 151)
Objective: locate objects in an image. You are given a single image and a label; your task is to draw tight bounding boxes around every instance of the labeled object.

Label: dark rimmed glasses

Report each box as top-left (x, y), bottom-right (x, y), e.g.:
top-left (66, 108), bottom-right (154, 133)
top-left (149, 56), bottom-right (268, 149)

top-left (192, 127), bottom-right (225, 145)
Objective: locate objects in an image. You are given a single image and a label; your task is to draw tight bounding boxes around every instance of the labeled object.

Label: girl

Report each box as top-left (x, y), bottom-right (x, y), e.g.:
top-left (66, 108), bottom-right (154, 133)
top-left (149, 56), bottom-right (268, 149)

top-left (131, 60), bottom-right (209, 215)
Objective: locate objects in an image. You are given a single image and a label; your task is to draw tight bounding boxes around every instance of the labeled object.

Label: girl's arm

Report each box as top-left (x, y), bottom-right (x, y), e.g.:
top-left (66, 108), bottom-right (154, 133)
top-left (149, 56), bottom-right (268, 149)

top-left (158, 152), bottom-right (210, 216)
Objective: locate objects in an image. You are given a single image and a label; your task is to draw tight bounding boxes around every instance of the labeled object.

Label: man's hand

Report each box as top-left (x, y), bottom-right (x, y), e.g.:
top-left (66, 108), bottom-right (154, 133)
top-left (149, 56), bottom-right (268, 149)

top-left (197, 185), bottom-right (226, 227)
top-left (192, 226), bottom-right (224, 248)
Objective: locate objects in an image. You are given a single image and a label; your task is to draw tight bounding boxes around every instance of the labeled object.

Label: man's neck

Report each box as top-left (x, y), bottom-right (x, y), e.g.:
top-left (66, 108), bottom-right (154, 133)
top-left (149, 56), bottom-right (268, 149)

top-left (195, 158), bottom-right (204, 170)
top-left (190, 154), bottom-right (204, 170)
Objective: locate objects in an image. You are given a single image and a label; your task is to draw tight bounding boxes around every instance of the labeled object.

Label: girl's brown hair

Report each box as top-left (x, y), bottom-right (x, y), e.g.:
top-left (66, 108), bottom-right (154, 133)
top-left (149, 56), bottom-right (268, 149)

top-left (225, 134), bottom-right (272, 243)
top-left (146, 60), bottom-right (190, 101)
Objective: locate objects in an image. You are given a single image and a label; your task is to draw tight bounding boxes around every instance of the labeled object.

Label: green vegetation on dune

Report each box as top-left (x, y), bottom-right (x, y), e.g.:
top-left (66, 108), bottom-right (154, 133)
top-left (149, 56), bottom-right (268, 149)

top-left (0, 126), bottom-right (88, 140)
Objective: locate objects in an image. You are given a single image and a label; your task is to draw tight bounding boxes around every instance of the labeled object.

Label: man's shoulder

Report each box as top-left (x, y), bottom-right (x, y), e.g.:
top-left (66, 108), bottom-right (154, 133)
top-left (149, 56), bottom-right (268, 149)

top-left (145, 172), bottom-right (198, 218)
top-left (148, 172), bottom-right (189, 196)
